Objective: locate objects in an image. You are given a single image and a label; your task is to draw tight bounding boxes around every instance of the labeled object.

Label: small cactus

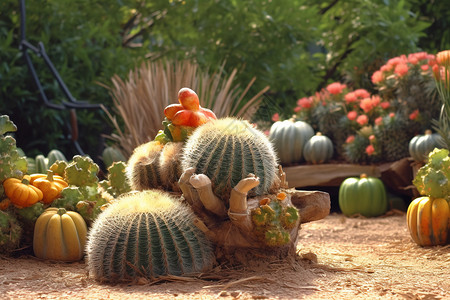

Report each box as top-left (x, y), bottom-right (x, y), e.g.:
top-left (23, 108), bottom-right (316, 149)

top-left (181, 118), bottom-right (278, 201)
top-left (86, 190), bottom-right (215, 282)
top-left (127, 141), bottom-right (183, 191)
top-left (250, 194), bottom-right (300, 247)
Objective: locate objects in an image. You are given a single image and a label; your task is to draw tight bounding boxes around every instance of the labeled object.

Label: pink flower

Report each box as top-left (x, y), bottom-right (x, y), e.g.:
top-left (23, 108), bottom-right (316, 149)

top-left (369, 135), bottom-right (376, 142)
top-left (347, 111), bottom-right (358, 121)
top-left (394, 63), bottom-right (409, 77)
top-left (356, 114), bottom-right (369, 126)
top-left (409, 109), bottom-right (419, 120)
top-left (360, 95), bottom-right (380, 113)
top-left (366, 144), bottom-right (375, 156)
top-left (380, 64), bottom-right (393, 72)
top-left (421, 64), bottom-right (429, 71)
top-left (354, 89), bottom-right (370, 99)
top-left (297, 97), bottom-right (313, 109)
top-left (344, 92), bottom-right (358, 103)
top-left (294, 106), bottom-right (301, 113)
top-left (272, 113), bottom-right (280, 122)
top-left (346, 135), bottom-right (355, 143)
top-left (326, 82), bottom-right (347, 95)
top-left (375, 116), bottom-right (383, 126)
top-left (389, 112), bottom-right (395, 118)
top-left (371, 70), bottom-right (384, 84)
top-left (380, 101), bottom-right (390, 110)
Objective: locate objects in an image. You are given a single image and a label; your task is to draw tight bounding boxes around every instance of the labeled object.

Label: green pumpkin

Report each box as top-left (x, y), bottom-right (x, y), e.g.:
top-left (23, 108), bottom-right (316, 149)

top-left (269, 119), bottom-right (314, 165)
top-left (339, 174), bottom-right (388, 217)
top-left (303, 132), bottom-right (334, 164)
top-left (408, 130), bottom-right (443, 163)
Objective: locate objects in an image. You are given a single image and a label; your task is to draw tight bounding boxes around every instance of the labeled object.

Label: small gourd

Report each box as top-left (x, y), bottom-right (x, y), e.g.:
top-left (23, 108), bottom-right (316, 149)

top-left (406, 196), bottom-right (449, 246)
top-left (269, 119), bottom-right (314, 165)
top-left (30, 171), bottom-right (68, 204)
top-left (303, 132), bottom-right (334, 164)
top-left (33, 207), bottom-right (87, 262)
top-left (408, 130), bottom-right (443, 163)
top-left (339, 173), bottom-right (388, 217)
top-left (3, 175), bottom-right (43, 208)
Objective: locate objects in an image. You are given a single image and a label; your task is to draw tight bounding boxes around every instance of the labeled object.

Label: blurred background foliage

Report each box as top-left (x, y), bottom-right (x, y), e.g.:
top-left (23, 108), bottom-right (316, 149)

top-left (0, 0), bottom-right (446, 162)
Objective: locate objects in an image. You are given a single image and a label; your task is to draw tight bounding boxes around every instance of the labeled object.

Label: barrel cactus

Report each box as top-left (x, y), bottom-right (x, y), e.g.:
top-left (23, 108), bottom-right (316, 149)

top-left (181, 118), bottom-right (279, 201)
top-left (127, 141), bottom-right (183, 192)
top-left (86, 190), bottom-right (215, 282)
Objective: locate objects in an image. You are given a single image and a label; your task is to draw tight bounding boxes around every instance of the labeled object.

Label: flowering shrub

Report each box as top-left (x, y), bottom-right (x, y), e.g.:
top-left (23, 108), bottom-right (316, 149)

top-left (433, 50), bottom-right (450, 149)
top-left (292, 51), bottom-right (442, 164)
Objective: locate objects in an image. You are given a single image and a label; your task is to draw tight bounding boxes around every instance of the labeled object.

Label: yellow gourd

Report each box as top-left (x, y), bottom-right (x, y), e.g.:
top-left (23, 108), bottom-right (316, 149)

top-left (30, 171), bottom-right (68, 204)
top-left (33, 207), bottom-right (87, 262)
top-left (3, 175), bottom-right (43, 208)
top-left (406, 196), bottom-right (450, 246)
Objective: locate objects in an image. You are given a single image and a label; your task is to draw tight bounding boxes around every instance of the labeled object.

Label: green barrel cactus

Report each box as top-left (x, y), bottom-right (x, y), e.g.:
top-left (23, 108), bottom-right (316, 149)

top-left (127, 141), bottom-right (183, 192)
top-left (182, 118), bottom-right (278, 201)
top-left (86, 190), bottom-right (215, 282)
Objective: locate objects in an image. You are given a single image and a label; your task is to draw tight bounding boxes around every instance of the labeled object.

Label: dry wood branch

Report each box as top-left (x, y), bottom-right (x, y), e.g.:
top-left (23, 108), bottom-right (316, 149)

top-left (189, 174), bottom-right (227, 218)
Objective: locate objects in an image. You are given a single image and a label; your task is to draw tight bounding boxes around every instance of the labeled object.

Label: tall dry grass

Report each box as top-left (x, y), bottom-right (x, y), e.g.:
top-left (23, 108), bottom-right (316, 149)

top-left (103, 60), bottom-right (270, 157)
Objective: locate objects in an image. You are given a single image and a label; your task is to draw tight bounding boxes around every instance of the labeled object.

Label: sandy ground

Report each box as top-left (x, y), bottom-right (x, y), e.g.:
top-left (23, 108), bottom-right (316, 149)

top-left (1, 212), bottom-right (449, 300)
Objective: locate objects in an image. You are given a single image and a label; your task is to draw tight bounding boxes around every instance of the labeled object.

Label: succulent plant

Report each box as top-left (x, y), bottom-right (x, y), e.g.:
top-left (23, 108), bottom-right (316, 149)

top-left (126, 141), bottom-right (183, 192)
top-left (374, 113), bottom-right (419, 162)
top-left (182, 118), bottom-right (278, 201)
top-left (0, 115), bottom-right (27, 182)
top-left (0, 210), bottom-right (22, 254)
top-left (86, 190), bottom-right (215, 282)
top-left (250, 193), bottom-right (299, 247)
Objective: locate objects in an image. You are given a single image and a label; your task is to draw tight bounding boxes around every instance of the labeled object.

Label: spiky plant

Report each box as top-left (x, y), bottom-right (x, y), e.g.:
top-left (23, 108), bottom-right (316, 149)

top-left (86, 190), bottom-right (215, 282)
top-left (181, 118), bottom-right (278, 202)
top-left (126, 141), bottom-right (183, 192)
top-left (103, 60), bottom-right (269, 157)
top-left (374, 113), bottom-right (419, 162)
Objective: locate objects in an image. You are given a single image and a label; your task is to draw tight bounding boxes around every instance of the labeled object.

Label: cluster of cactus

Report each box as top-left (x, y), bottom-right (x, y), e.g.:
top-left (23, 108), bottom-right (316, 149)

top-left (51, 155), bottom-right (131, 225)
top-left (126, 141), bottom-right (183, 192)
top-left (374, 113), bottom-right (420, 162)
top-left (250, 192), bottom-right (299, 247)
top-left (182, 118), bottom-right (278, 201)
top-left (86, 190), bottom-right (215, 282)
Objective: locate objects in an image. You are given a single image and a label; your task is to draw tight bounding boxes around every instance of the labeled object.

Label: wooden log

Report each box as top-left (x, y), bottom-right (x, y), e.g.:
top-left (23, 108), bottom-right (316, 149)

top-left (283, 163), bottom-right (380, 188)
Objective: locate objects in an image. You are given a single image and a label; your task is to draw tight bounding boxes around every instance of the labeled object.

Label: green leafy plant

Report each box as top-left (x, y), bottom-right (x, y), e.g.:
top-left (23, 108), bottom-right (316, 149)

top-left (413, 148), bottom-right (450, 199)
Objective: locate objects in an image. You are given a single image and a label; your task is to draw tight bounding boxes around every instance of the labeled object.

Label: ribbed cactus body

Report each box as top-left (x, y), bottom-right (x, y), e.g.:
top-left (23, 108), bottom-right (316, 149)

top-left (127, 141), bottom-right (183, 191)
top-left (87, 190), bottom-right (214, 282)
top-left (182, 118), bottom-right (278, 201)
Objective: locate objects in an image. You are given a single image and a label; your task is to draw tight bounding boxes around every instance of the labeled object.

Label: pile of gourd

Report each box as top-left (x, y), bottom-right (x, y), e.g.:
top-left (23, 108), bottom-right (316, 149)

top-left (269, 119), bottom-right (334, 165)
top-left (0, 115), bottom-right (130, 261)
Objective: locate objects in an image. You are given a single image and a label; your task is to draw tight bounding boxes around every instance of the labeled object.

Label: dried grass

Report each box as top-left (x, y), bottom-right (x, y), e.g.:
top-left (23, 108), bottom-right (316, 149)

top-left (103, 60), bottom-right (270, 157)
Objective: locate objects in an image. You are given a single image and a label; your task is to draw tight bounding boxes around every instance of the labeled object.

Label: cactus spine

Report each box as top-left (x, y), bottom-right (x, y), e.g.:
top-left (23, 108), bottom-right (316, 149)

top-left (86, 190), bottom-right (214, 282)
top-left (181, 118), bottom-right (279, 201)
top-left (127, 141), bottom-right (183, 191)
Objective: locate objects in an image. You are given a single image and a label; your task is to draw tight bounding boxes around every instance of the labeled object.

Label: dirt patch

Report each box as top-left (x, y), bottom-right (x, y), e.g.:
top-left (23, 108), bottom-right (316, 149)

top-left (1, 213), bottom-right (449, 300)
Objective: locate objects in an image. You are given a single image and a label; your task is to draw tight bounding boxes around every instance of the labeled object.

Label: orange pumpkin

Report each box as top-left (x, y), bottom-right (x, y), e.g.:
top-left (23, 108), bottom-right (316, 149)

top-left (30, 171), bottom-right (68, 204)
top-left (3, 175), bottom-right (43, 208)
top-left (406, 196), bottom-right (450, 246)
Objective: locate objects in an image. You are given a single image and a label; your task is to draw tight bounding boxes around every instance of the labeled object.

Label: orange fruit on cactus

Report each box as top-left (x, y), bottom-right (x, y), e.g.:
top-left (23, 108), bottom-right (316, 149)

top-left (178, 87), bottom-right (200, 111)
top-left (164, 87), bottom-right (217, 128)
top-left (164, 104), bottom-right (184, 120)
